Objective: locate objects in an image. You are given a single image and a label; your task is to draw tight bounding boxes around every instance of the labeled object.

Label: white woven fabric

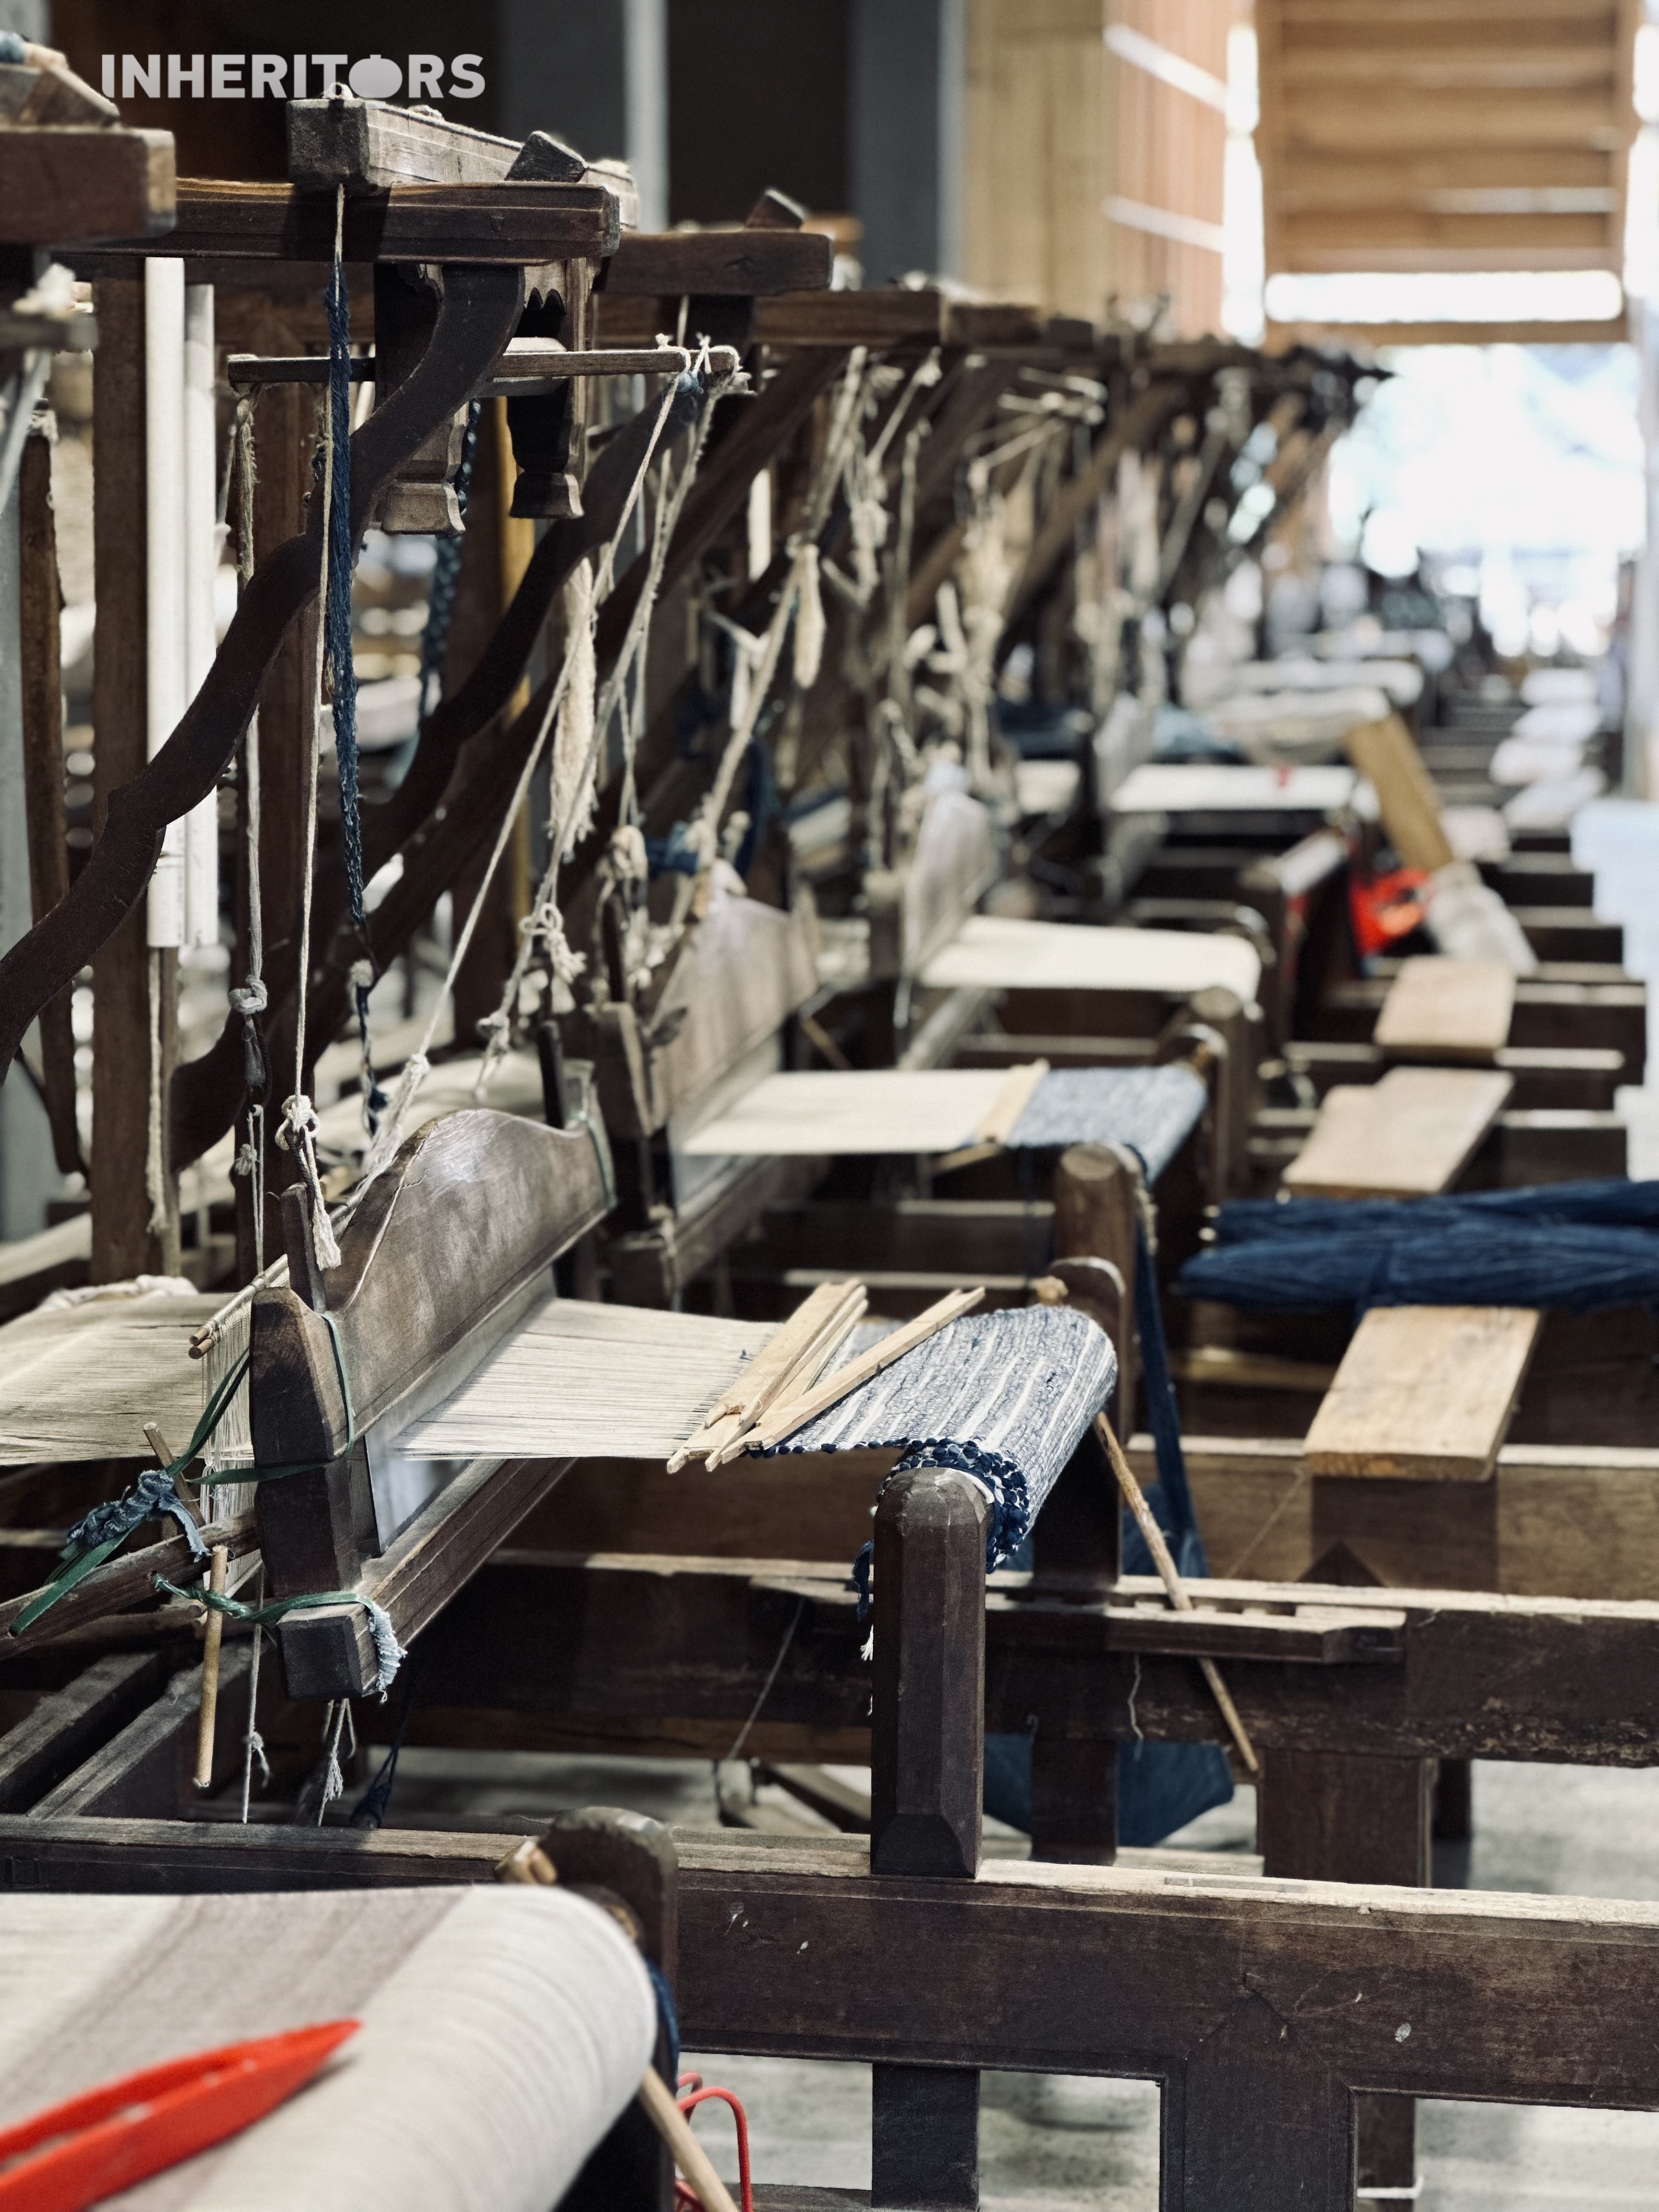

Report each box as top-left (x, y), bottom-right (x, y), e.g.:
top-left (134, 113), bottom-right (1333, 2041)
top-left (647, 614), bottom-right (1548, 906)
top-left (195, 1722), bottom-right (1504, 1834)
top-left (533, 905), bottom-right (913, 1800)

top-left (0, 1886), bottom-right (655, 2212)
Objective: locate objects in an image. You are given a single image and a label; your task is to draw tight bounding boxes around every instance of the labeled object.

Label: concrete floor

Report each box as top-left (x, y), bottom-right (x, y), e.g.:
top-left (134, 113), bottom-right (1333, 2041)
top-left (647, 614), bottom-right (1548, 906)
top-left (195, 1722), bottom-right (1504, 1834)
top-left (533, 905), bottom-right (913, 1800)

top-left (373, 1746), bottom-right (1659, 2206)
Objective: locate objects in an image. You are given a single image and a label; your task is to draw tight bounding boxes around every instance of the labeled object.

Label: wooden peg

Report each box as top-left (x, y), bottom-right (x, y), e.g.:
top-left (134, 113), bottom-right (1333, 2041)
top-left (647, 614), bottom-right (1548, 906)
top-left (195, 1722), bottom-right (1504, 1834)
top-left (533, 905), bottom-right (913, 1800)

top-left (193, 1543), bottom-right (229, 1791)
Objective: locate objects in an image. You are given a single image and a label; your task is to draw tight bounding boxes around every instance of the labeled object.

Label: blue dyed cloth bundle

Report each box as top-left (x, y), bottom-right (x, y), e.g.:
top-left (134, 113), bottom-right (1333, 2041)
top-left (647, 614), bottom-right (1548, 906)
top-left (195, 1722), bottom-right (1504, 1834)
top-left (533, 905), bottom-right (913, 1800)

top-left (1005, 1064), bottom-right (1209, 1181)
top-left (1178, 1178), bottom-right (1659, 1315)
top-left (763, 1305), bottom-right (1117, 1571)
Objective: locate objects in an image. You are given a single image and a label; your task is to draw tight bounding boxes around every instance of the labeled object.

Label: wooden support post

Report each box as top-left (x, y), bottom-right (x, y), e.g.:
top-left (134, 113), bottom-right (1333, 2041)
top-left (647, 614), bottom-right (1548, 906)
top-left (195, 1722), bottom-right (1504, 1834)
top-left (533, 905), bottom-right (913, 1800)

top-left (19, 424), bottom-right (80, 1177)
top-left (1188, 985), bottom-right (1258, 1205)
top-left (244, 362), bottom-right (321, 1268)
top-left (1054, 1142), bottom-right (1138, 1434)
top-left (870, 1468), bottom-right (986, 2209)
top-left (1258, 1749), bottom-right (1433, 2202)
top-left (448, 400), bottom-right (532, 1042)
top-left (1028, 1420), bottom-right (1120, 1863)
top-left (91, 275), bottom-right (177, 1280)
top-left (1173, 1995), bottom-right (1356, 2211)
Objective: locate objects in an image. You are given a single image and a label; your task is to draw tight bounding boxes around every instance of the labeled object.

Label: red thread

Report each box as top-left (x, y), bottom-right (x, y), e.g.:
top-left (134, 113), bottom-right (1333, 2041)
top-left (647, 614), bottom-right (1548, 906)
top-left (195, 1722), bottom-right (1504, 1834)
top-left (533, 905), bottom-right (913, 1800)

top-left (674, 2074), bottom-right (754, 2212)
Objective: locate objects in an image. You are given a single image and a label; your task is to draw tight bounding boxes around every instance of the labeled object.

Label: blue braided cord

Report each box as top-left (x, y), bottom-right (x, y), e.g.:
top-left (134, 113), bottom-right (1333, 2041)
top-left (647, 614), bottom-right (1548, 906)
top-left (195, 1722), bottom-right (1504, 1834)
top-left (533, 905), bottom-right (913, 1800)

top-left (645, 1959), bottom-right (682, 2084)
top-left (66, 1465), bottom-right (208, 1563)
top-left (323, 251), bottom-right (363, 932)
top-left (415, 400), bottom-right (484, 718)
top-left (646, 820), bottom-right (703, 877)
top-left (1128, 1200), bottom-right (1206, 1574)
top-left (851, 1438), bottom-right (1036, 1621)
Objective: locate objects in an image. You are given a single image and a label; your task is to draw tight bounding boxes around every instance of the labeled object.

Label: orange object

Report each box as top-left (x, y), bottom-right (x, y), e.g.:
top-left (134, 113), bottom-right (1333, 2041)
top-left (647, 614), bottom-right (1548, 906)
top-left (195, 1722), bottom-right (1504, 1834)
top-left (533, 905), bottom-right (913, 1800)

top-left (1349, 864), bottom-right (1429, 961)
top-left (0, 2021), bottom-right (359, 2211)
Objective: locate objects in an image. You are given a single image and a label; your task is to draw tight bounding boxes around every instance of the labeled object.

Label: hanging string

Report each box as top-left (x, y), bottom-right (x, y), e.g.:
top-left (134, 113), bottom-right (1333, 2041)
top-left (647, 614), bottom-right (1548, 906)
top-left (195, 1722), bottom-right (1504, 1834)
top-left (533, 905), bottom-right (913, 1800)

top-left (227, 392), bottom-right (270, 1277)
top-left (351, 369), bottom-right (704, 1191)
top-left (278, 184), bottom-right (347, 1274)
top-left (416, 398), bottom-right (484, 720)
top-left (240, 1560), bottom-right (269, 1823)
top-left (466, 365), bottom-right (737, 1104)
top-left (144, 947), bottom-right (168, 1242)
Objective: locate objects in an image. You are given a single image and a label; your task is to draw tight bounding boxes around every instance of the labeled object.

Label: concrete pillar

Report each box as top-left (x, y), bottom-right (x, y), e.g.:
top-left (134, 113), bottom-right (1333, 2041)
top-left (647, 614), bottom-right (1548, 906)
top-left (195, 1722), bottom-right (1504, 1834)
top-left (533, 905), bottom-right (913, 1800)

top-left (851, 0), bottom-right (964, 285)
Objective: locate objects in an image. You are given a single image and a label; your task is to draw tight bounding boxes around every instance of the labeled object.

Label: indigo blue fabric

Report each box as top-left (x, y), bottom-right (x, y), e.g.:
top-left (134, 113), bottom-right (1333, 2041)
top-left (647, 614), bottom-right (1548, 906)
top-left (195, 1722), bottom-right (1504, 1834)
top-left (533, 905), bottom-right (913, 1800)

top-left (1179, 1179), bottom-right (1659, 1315)
top-left (1006, 1064), bottom-right (1209, 1181)
top-left (769, 1305), bottom-right (1118, 1572)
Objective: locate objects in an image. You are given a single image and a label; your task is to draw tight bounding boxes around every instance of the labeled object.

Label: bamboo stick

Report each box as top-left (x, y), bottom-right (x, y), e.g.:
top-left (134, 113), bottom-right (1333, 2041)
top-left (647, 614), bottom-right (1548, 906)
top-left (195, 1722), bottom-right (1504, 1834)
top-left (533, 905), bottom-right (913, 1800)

top-left (669, 1280), bottom-right (865, 1471)
top-left (193, 1542), bottom-right (229, 1790)
top-left (730, 1285), bottom-right (985, 1462)
top-left (1094, 1412), bottom-right (1261, 1776)
top-left (638, 2065), bottom-right (740, 2212)
top-left (975, 1057), bottom-right (1049, 1145)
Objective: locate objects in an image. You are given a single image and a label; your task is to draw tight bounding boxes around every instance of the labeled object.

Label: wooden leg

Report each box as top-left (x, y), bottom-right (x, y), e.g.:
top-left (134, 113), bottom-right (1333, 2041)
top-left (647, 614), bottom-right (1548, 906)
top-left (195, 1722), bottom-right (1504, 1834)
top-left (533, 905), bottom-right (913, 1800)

top-left (870, 1469), bottom-right (985, 2207)
top-left (1259, 1750), bottom-right (1431, 2205)
top-left (1433, 1756), bottom-right (1472, 1843)
top-left (872, 2064), bottom-right (978, 2212)
top-left (1173, 1995), bottom-right (1355, 2212)
top-left (1029, 1731), bottom-right (1116, 1864)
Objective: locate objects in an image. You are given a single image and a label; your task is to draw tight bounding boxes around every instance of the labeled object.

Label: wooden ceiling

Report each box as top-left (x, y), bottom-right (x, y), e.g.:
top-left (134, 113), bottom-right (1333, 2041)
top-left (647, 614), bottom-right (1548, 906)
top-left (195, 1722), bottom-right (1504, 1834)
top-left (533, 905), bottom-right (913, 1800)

top-left (1257, 0), bottom-right (1640, 341)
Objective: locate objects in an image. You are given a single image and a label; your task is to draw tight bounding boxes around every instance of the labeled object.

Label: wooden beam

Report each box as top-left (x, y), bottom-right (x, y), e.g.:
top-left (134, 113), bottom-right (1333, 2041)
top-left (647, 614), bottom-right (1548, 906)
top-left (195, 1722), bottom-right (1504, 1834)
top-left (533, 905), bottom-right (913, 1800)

top-left (0, 1649), bottom-right (172, 1811)
top-left (89, 274), bottom-right (175, 1282)
top-left (601, 228), bottom-right (833, 297)
top-left (81, 179), bottom-right (621, 266)
top-left (4, 126), bottom-right (173, 245)
top-left (1268, 317), bottom-right (1629, 348)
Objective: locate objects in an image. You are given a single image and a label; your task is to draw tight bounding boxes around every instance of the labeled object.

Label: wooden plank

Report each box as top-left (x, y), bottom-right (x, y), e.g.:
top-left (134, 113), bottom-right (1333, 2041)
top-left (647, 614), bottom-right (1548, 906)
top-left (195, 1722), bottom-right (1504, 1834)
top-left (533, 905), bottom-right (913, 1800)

top-left (0, 1813), bottom-right (515, 1890)
top-left (1304, 1306), bottom-right (1542, 1480)
top-left (273, 1456), bottom-right (573, 1701)
top-left (753, 289), bottom-right (947, 345)
top-left (32, 1652), bottom-right (247, 1818)
top-left (0, 1650), bottom-right (172, 1811)
top-left (1282, 1066), bottom-right (1514, 1198)
top-left (1373, 957), bottom-right (1516, 1059)
top-left (602, 228), bottom-right (832, 297)
top-left (90, 179), bottom-right (620, 264)
top-left (9, 126), bottom-right (173, 245)
top-left (1342, 713), bottom-right (1454, 871)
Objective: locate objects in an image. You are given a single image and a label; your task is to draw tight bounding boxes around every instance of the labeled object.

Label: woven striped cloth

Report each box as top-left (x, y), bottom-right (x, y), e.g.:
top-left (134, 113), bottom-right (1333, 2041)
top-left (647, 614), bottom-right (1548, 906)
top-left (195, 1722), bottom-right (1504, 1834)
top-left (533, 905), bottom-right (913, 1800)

top-left (1007, 1063), bottom-right (1208, 1177)
top-left (763, 1305), bottom-right (1116, 1568)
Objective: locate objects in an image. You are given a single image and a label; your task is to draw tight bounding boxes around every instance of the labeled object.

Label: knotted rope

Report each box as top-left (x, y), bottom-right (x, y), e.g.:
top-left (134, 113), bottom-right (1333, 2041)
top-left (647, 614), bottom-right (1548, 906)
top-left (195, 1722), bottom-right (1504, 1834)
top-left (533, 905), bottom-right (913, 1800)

top-left (8, 1347), bottom-right (250, 1635)
top-left (154, 1572), bottom-right (407, 1696)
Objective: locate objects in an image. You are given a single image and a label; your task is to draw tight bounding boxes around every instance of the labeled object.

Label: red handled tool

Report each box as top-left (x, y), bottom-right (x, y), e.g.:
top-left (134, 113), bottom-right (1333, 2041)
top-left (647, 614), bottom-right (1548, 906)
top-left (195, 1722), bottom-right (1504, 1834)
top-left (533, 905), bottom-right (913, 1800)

top-left (0, 2020), bottom-right (359, 2211)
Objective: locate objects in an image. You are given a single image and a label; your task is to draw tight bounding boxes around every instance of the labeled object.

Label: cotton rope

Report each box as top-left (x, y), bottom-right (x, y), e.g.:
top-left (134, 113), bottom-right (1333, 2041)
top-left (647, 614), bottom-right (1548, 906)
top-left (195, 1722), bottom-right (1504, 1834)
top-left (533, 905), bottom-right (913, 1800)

top-left (356, 371), bottom-right (700, 1190)
top-left (0, 1886), bottom-right (657, 2212)
top-left (473, 365), bottom-right (739, 1104)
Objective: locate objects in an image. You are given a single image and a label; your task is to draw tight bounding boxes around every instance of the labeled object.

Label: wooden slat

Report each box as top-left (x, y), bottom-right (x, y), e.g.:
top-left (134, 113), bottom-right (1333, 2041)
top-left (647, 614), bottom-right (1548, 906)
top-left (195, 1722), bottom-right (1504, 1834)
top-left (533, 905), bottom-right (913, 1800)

top-left (1303, 1306), bottom-right (1542, 1480)
top-left (1373, 957), bottom-right (1516, 1059)
top-left (1282, 1066), bottom-right (1514, 1198)
top-left (1342, 714), bottom-right (1455, 872)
